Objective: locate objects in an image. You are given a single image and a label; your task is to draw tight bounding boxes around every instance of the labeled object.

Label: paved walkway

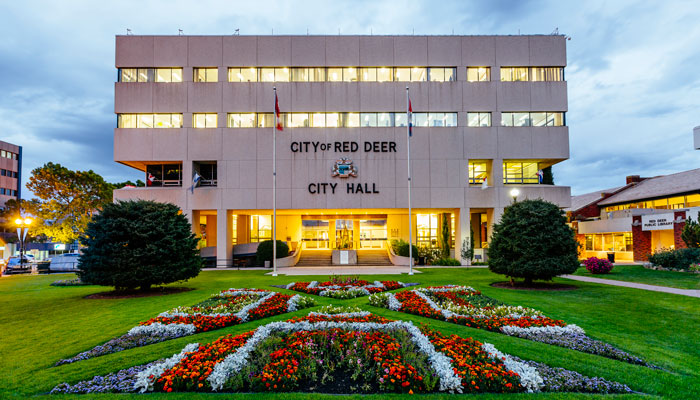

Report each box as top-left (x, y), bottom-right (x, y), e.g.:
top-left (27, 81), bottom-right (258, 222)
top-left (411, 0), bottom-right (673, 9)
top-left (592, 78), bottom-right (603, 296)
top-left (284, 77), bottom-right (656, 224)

top-left (562, 275), bottom-right (700, 298)
top-left (266, 265), bottom-right (422, 276)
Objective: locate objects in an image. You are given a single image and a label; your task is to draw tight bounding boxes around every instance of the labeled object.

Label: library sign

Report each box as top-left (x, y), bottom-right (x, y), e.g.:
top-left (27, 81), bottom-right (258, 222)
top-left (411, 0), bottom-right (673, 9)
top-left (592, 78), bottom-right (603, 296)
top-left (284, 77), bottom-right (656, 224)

top-left (641, 213), bottom-right (675, 231)
top-left (299, 140), bottom-right (396, 195)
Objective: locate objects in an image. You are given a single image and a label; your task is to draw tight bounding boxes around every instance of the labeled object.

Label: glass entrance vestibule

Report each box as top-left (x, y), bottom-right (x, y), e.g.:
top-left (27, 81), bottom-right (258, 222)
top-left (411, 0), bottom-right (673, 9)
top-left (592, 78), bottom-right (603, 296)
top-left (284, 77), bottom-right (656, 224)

top-left (301, 216), bottom-right (387, 250)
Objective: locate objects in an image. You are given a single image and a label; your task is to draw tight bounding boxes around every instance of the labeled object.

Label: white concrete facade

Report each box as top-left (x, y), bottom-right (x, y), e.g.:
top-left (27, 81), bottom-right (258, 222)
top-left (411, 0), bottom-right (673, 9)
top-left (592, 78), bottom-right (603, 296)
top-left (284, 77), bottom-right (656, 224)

top-left (113, 35), bottom-right (571, 266)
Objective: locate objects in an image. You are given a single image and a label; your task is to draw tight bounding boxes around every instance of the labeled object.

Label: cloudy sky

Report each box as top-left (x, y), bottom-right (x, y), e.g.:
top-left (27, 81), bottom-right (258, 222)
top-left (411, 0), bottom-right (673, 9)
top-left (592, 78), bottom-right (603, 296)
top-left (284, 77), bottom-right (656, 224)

top-left (0, 0), bottom-right (698, 196)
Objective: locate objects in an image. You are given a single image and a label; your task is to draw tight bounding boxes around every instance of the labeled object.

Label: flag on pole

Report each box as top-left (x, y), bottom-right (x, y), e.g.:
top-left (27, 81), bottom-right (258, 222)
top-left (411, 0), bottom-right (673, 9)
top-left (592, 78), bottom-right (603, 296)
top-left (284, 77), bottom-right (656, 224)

top-left (275, 93), bottom-right (283, 131)
top-left (190, 172), bottom-right (201, 194)
top-left (408, 98), bottom-right (413, 137)
top-left (537, 169), bottom-right (544, 184)
top-left (146, 172), bottom-right (156, 186)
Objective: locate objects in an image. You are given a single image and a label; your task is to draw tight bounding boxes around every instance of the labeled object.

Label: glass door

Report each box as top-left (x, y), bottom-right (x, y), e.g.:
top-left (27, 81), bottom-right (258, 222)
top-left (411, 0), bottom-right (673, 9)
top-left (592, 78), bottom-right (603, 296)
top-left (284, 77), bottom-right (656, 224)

top-left (335, 219), bottom-right (354, 249)
top-left (301, 220), bottom-right (329, 249)
top-left (360, 219), bottom-right (387, 249)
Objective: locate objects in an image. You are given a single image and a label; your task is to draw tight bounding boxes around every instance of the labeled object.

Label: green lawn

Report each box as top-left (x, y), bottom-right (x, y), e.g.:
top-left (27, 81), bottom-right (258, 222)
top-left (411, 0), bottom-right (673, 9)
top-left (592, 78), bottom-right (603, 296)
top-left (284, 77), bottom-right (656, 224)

top-left (573, 265), bottom-right (700, 290)
top-left (1, 269), bottom-right (699, 399)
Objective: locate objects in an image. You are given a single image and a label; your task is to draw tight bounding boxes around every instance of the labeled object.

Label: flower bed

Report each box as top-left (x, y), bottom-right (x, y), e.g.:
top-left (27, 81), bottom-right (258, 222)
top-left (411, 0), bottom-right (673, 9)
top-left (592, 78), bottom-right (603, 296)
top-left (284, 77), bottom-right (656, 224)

top-left (52, 311), bottom-right (631, 395)
top-left (370, 286), bottom-right (653, 367)
top-left (281, 278), bottom-right (416, 299)
top-left (55, 288), bottom-right (314, 366)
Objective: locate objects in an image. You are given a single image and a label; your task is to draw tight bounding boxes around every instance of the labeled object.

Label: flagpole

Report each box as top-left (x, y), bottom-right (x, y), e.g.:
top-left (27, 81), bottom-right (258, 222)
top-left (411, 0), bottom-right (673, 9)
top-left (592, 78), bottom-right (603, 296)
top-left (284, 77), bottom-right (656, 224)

top-left (406, 87), bottom-right (414, 276)
top-left (272, 87), bottom-right (278, 277)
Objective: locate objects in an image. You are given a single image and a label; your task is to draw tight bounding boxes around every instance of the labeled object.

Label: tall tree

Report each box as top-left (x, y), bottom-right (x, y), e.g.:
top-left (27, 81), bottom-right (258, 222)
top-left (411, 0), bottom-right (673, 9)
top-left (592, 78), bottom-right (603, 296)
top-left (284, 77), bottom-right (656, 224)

top-left (24, 162), bottom-right (113, 243)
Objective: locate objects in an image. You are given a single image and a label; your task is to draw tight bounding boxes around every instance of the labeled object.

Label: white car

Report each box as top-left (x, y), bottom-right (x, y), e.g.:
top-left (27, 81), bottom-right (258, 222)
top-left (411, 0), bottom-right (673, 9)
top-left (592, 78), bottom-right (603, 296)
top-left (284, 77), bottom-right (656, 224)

top-left (49, 253), bottom-right (80, 272)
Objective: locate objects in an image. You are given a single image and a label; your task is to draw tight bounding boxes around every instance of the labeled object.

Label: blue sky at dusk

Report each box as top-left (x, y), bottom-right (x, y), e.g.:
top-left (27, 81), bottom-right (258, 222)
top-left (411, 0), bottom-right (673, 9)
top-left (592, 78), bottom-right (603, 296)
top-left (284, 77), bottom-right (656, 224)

top-left (0, 0), bottom-right (698, 196)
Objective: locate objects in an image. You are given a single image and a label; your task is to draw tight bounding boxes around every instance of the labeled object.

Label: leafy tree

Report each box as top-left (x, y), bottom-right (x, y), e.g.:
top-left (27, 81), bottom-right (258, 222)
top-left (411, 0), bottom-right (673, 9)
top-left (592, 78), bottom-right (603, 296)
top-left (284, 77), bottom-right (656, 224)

top-left (78, 200), bottom-right (202, 291)
top-left (256, 240), bottom-right (289, 266)
top-left (440, 213), bottom-right (451, 258)
top-left (488, 199), bottom-right (579, 285)
top-left (0, 199), bottom-right (46, 243)
top-left (460, 225), bottom-right (475, 263)
top-left (111, 180), bottom-right (146, 189)
top-left (24, 162), bottom-right (113, 243)
top-left (542, 166), bottom-right (554, 185)
top-left (681, 212), bottom-right (700, 248)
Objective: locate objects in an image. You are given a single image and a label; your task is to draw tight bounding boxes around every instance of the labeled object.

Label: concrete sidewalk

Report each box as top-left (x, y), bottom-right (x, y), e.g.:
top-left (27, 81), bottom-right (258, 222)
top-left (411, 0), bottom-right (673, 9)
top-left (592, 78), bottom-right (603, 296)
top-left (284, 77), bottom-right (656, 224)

top-left (562, 275), bottom-right (700, 298)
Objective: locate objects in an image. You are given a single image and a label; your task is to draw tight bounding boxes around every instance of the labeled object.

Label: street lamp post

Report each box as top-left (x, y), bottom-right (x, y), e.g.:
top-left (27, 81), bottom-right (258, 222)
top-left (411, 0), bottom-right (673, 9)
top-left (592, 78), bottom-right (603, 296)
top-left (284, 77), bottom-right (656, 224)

top-left (509, 188), bottom-right (520, 203)
top-left (15, 217), bottom-right (33, 271)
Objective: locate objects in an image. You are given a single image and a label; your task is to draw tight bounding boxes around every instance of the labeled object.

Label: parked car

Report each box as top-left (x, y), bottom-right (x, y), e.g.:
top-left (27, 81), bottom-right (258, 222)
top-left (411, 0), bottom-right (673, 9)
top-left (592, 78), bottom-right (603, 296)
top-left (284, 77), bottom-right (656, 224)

top-left (3, 256), bottom-right (34, 275)
top-left (49, 253), bottom-right (80, 272)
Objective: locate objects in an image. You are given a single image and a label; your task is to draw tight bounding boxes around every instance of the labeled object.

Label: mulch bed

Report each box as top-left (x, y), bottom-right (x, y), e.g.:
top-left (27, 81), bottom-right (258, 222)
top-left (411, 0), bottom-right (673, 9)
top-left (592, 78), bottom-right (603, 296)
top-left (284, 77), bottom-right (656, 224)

top-left (490, 281), bottom-right (578, 291)
top-left (84, 287), bottom-right (194, 299)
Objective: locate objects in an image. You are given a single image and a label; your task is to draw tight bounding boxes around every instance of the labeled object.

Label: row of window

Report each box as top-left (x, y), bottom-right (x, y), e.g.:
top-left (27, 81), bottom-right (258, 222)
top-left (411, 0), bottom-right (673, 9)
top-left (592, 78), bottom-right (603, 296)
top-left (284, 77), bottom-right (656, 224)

top-left (0, 150), bottom-right (18, 160)
top-left (0, 188), bottom-right (17, 196)
top-left (604, 194), bottom-right (700, 211)
top-left (143, 160), bottom-right (550, 188)
top-left (117, 66), bottom-right (564, 83)
top-left (117, 112), bottom-right (565, 129)
top-left (0, 169), bottom-right (18, 178)
top-left (584, 233), bottom-right (633, 253)
top-left (468, 161), bottom-right (547, 185)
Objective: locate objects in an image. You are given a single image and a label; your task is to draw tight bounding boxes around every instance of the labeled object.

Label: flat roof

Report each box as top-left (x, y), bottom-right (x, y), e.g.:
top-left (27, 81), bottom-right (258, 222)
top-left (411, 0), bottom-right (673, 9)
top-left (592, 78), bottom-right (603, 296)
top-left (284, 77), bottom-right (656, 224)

top-left (598, 168), bottom-right (700, 206)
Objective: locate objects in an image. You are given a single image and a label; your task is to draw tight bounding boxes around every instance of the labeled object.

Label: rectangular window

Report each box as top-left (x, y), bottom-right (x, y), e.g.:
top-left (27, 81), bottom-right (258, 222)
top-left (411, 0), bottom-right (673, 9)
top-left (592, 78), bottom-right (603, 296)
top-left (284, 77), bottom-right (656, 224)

top-left (291, 67), bottom-right (309, 82)
top-left (503, 161), bottom-right (540, 184)
top-left (410, 67), bottom-right (427, 81)
top-left (118, 114), bottom-right (137, 128)
top-left (340, 112), bottom-right (360, 128)
top-left (327, 68), bottom-right (343, 82)
top-left (260, 68), bottom-right (276, 82)
top-left (326, 113), bottom-right (340, 127)
top-left (500, 67), bottom-right (529, 81)
top-left (468, 161), bottom-right (488, 184)
top-left (531, 67), bottom-right (564, 81)
top-left (428, 67), bottom-right (456, 82)
top-left (413, 112), bottom-right (429, 127)
top-left (377, 112), bottom-right (393, 127)
top-left (343, 67), bottom-right (358, 82)
top-left (394, 67), bottom-right (410, 82)
top-left (138, 68), bottom-right (154, 82)
top-left (416, 213), bottom-right (439, 248)
top-left (120, 68), bottom-right (137, 82)
top-left (467, 67), bottom-right (490, 82)
top-left (250, 215), bottom-right (272, 242)
top-left (395, 113), bottom-right (407, 127)
top-left (310, 113), bottom-right (326, 128)
top-left (194, 161), bottom-right (217, 187)
top-left (228, 67), bottom-right (258, 82)
top-left (227, 113), bottom-right (256, 128)
top-left (531, 112), bottom-right (547, 127)
top-left (546, 112), bottom-right (564, 126)
top-left (146, 163), bottom-right (182, 187)
top-left (118, 114), bottom-right (182, 128)
top-left (428, 112), bottom-right (445, 127)
top-left (287, 113), bottom-right (309, 128)
top-left (193, 113), bottom-right (218, 128)
top-left (376, 67), bottom-right (393, 82)
top-left (360, 67), bottom-right (376, 81)
top-left (138, 114), bottom-right (154, 128)
top-left (360, 113), bottom-right (377, 127)
top-left (467, 112), bottom-right (491, 127)
top-left (194, 67), bottom-right (218, 82)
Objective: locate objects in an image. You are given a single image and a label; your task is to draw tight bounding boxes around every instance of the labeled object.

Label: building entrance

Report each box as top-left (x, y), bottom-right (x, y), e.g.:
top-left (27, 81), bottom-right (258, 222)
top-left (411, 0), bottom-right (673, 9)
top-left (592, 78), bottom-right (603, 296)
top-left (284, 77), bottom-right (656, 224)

top-left (301, 220), bottom-right (330, 249)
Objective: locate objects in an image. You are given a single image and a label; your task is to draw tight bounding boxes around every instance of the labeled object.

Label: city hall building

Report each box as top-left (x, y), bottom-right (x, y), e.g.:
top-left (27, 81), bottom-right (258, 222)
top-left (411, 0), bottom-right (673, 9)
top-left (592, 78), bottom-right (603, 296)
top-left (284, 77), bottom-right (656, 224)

top-left (113, 34), bottom-right (571, 267)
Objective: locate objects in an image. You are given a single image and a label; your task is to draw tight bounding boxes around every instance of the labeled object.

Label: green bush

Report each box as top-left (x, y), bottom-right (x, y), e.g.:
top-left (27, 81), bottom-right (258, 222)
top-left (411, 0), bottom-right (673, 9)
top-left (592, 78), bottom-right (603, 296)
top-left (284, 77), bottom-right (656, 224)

top-left (488, 199), bottom-right (579, 284)
top-left (78, 200), bottom-right (202, 291)
top-left (255, 240), bottom-right (289, 266)
top-left (390, 239), bottom-right (419, 260)
top-left (431, 257), bottom-right (461, 266)
top-left (681, 212), bottom-right (700, 248)
top-left (648, 248), bottom-right (700, 270)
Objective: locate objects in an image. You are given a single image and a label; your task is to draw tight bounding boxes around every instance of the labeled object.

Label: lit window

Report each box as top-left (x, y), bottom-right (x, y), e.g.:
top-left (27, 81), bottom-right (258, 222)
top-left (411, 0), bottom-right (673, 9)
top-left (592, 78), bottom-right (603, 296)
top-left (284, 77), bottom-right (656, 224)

top-left (377, 112), bottom-right (393, 127)
top-left (146, 163), bottom-right (182, 187)
top-left (193, 113), bottom-right (218, 128)
top-left (328, 68), bottom-right (343, 82)
top-left (228, 67), bottom-right (258, 82)
top-left (395, 113), bottom-right (408, 127)
top-left (360, 67), bottom-right (376, 81)
top-left (531, 112), bottom-right (547, 127)
top-left (503, 161), bottom-right (540, 184)
top-left (360, 113), bottom-right (377, 127)
top-left (138, 114), bottom-right (154, 128)
top-left (467, 112), bottom-right (491, 127)
top-left (291, 67), bottom-right (309, 82)
top-left (376, 67), bottom-right (393, 82)
top-left (411, 67), bottom-right (427, 81)
top-left (260, 68), bottom-right (276, 82)
top-left (501, 112), bottom-right (564, 127)
top-left (194, 67), bottom-right (218, 82)
top-left (340, 113), bottom-right (360, 127)
top-left (138, 68), bottom-right (153, 82)
top-left (290, 67), bottom-right (325, 82)
top-left (344, 67), bottom-right (358, 82)
top-left (118, 114), bottom-right (136, 128)
top-left (276, 67), bottom-right (290, 82)
top-left (416, 214), bottom-right (439, 248)
top-left (531, 67), bottom-right (563, 81)
top-left (227, 113), bottom-right (256, 128)
top-left (120, 68), bottom-right (137, 82)
top-left (428, 68), bottom-right (444, 82)
top-left (287, 113), bottom-right (309, 128)
top-left (250, 215), bottom-right (272, 242)
top-left (394, 67), bottom-right (410, 82)
top-left (467, 67), bottom-right (490, 82)
top-left (326, 113), bottom-right (339, 127)
top-left (311, 113), bottom-right (326, 127)
top-left (257, 113), bottom-right (280, 128)
top-left (546, 112), bottom-right (564, 126)
top-left (428, 113), bottom-right (445, 127)
top-left (117, 114), bottom-right (182, 128)
top-left (468, 161), bottom-right (489, 184)
top-left (413, 113), bottom-right (429, 127)
top-left (500, 67), bottom-right (529, 81)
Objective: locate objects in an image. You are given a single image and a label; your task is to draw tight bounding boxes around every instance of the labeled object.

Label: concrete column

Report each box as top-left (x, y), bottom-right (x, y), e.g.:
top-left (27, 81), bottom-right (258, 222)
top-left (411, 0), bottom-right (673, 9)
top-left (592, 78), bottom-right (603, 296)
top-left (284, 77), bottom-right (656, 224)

top-left (488, 207), bottom-right (504, 242)
top-left (216, 209), bottom-right (233, 268)
top-left (457, 207), bottom-right (471, 265)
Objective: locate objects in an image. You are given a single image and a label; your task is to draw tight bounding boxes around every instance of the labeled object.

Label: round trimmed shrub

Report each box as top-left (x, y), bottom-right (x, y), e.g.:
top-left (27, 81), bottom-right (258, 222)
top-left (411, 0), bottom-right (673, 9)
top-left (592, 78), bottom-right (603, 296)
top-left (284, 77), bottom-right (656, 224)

top-left (488, 199), bottom-right (580, 284)
top-left (582, 257), bottom-right (614, 274)
top-left (397, 242), bottom-right (419, 260)
top-left (256, 240), bottom-right (289, 266)
top-left (431, 257), bottom-right (461, 266)
top-left (78, 200), bottom-right (202, 291)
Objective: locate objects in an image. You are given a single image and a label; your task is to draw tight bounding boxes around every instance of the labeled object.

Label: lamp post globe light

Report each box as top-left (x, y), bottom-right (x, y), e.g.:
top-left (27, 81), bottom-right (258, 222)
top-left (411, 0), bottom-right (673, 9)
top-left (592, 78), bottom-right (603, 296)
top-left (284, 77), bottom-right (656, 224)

top-left (15, 217), bottom-right (33, 271)
top-left (509, 188), bottom-right (520, 203)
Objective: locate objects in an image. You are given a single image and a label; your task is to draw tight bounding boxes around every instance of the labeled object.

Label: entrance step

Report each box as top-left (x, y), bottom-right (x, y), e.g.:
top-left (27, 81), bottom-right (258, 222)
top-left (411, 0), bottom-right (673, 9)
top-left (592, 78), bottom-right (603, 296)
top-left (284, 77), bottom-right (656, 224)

top-left (296, 250), bottom-right (332, 266)
top-left (357, 250), bottom-right (393, 266)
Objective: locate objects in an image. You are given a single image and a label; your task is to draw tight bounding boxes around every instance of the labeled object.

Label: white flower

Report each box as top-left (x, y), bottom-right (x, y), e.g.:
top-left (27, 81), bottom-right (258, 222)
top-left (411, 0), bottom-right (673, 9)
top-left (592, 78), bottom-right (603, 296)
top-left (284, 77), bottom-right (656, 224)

top-left (481, 343), bottom-right (543, 393)
top-left (235, 292), bottom-right (277, 322)
top-left (385, 293), bottom-right (402, 311)
top-left (501, 324), bottom-right (585, 336)
top-left (133, 342), bottom-right (200, 392)
top-left (285, 282), bottom-right (295, 290)
top-left (127, 323), bottom-right (196, 337)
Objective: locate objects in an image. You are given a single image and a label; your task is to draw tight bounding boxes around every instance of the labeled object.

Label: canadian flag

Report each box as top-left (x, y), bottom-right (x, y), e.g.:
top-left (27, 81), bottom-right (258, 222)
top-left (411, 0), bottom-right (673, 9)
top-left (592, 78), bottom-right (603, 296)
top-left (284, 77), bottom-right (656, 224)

top-left (408, 98), bottom-right (413, 137)
top-left (146, 172), bottom-right (156, 186)
top-left (275, 92), bottom-right (283, 131)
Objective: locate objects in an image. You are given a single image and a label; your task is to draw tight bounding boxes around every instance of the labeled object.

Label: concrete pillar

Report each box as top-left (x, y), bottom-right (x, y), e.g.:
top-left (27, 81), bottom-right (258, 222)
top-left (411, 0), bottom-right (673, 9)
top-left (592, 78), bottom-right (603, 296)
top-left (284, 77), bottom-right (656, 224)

top-left (674, 210), bottom-right (687, 249)
top-left (216, 209), bottom-right (233, 268)
top-left (632, 215), bottom-right (651, 261)
top-left (457, 207), bottom-right (471, 265)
